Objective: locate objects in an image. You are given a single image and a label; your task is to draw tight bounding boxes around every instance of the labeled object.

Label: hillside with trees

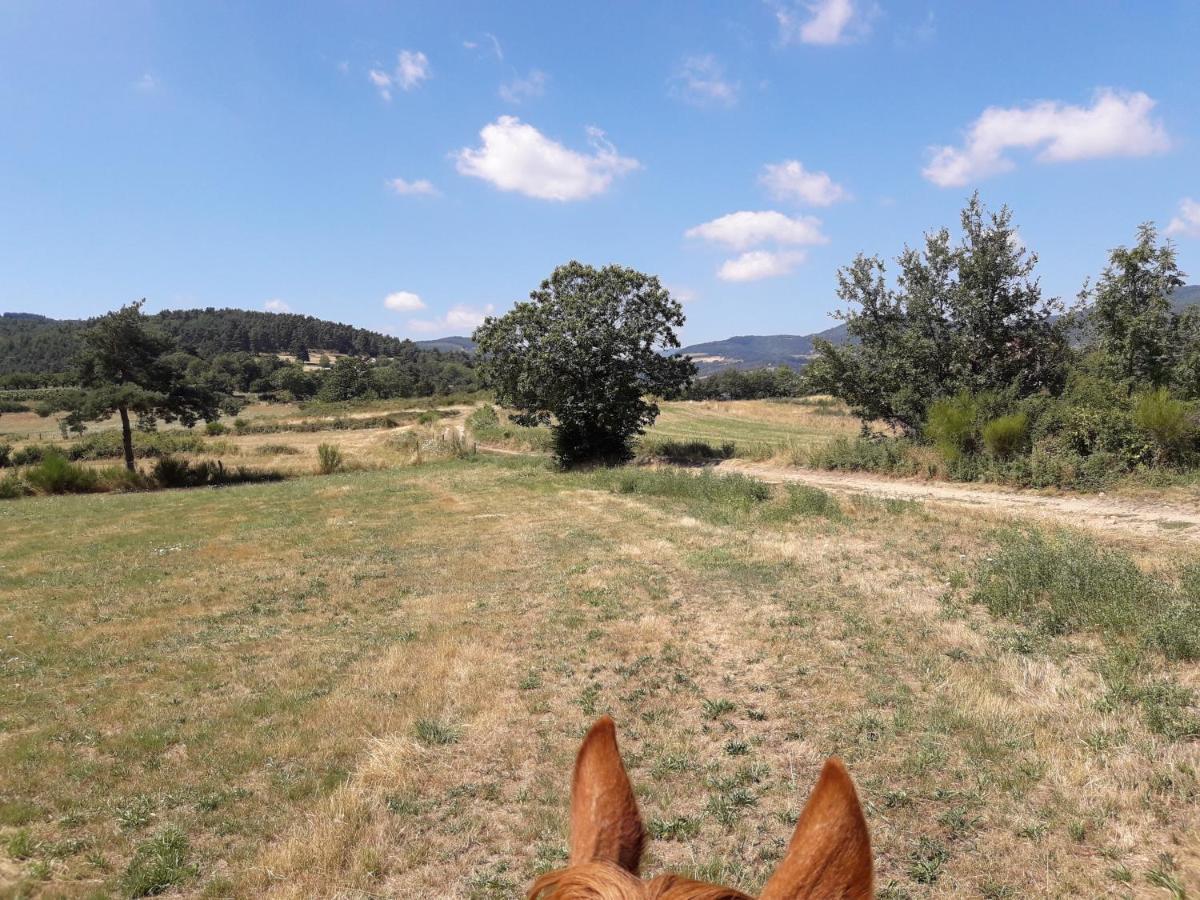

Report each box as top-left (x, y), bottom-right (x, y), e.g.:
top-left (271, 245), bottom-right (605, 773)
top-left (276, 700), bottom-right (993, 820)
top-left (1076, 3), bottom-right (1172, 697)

top-left (0, 307), bottom-right (481, 398)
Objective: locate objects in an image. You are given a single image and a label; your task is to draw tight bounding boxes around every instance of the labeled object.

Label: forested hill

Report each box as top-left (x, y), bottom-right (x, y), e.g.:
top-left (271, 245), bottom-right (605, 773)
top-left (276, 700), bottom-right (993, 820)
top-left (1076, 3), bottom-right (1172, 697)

top-left (0, 307), bottom-right (457, 374)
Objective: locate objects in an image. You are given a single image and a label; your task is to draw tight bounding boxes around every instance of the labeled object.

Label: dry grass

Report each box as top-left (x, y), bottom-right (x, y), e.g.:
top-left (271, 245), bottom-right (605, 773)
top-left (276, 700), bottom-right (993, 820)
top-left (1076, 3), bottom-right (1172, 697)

top-left (2, 454), bottom-right (1197, 897)
top-left (643, 399), bottom-right (860, 460)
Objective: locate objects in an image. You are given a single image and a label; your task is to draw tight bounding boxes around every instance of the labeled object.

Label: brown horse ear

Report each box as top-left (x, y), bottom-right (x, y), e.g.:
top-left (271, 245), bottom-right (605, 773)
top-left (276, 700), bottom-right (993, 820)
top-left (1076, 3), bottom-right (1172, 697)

top-left (568, 716), bottom-right (646, 874)
top-left (759, 758), bottom-right (873, 900)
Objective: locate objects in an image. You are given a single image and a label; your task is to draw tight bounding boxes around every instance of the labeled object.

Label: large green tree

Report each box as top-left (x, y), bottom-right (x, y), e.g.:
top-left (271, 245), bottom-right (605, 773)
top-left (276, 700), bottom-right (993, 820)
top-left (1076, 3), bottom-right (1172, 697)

top-left (808, 196), bottom-right (1069, 434)
top-left (1085, 223), bottom-right (1185, 391)
top-left (67, 301), bottom-right (225, 470)
top-left (473, 261), bottom-right (695, 466)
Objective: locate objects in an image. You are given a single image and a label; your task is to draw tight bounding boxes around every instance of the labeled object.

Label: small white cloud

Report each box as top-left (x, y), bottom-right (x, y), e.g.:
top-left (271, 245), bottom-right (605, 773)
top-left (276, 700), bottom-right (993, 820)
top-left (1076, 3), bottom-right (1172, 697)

top-left (760, 160), bottom-right (849, 206)
top-left (133, 73), bottom-right (159, 93)
top-left (264, 298), bottom-right (292, 313)
top-left (369, 49), bottom-right (431, 101)
top-left (464, 33), bottom-right (504, 61)
top-left (1167, 198), bottom-right (1200, 238)
top-left (384, 291), bottom-right (427, 312)
top-left (387, 177), bottom-right (439, 197)
top-left (923, 88), bottom-right (1171, 187)
top-left (336, 60), bottom-right (350, 74)
top-left (454, 116), bottom-right (640, 201)
top-left (409, 304), bottom-right (495, 334)
top-left (665, 284), bottom-right (698, 304)
top-left (685, 210), bottom-right (827, 250)
top-left (499, 69), bottom-right (548, 104)
top-left (718, 250), bottom-right (806, 282)
top-left (670, 55), bottom-right (738, 107)
top-left (771, 0), bottom-right (868, 46)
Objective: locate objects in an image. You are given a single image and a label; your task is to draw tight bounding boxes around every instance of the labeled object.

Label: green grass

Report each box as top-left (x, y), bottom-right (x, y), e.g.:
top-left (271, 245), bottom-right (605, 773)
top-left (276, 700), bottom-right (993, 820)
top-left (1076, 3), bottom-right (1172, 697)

top-left (2, 452), bottom-right (1198, 896)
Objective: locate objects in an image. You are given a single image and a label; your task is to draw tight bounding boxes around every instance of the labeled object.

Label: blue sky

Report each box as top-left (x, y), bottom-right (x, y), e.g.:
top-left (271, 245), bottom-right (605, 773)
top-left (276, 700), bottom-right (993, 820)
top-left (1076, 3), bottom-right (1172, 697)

top-left (2, 1), bottom-right (1198, 345)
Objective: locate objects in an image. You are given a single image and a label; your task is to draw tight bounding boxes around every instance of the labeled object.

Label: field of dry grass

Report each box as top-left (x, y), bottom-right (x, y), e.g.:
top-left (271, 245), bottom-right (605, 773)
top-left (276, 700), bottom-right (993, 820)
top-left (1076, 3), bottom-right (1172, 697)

top-left (2, 445), bottom-right (1198, 897)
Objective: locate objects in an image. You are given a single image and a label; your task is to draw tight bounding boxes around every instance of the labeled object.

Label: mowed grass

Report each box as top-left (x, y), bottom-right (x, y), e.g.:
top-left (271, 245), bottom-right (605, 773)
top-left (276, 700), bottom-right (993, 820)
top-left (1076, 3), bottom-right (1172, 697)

top-left (1, 457), bottom-right (1198, 897)
top-left (642, 399), bottom-right (859, 459)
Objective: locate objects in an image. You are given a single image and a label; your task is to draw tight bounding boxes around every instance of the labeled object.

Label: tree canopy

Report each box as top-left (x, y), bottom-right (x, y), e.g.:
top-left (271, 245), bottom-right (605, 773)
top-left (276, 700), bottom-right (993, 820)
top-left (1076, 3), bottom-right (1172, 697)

top-left (64, 301), bottom-right (227, 470)
top-left (473, 261), bottom-right (695, 465)
top-left (808, 195), bottom-right (1070, 434)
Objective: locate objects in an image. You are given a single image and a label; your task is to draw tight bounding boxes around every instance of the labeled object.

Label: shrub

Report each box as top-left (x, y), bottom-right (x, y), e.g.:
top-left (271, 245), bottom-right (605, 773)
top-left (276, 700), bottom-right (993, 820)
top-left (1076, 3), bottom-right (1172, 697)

top-left (0, 443), bottom-right (11, 468)
top-left (153, 456), bottom-right (208, 489)
top-left (982, 412), bottom-right (1029, 460)
top-left (0, 472), bottom-right (28, 499)
top-left (317, 443), bottom-right (343, 475)
top-left (640, 438), bottom-right (736, 463)
top-left (0, 399), bottom-right (30, 413)
top-left (1132, 388), bottom-right (1193, 462)
top-left (204, 421), bottom-right (228, 436)
top-left (24, 454), bottom-right (100, 494)
top-left (119, 826), bottom-right (196, 897)
top-left (925, 393), bottom-right (979, 461)
top-left (99, 466), bottom-right (156, 493)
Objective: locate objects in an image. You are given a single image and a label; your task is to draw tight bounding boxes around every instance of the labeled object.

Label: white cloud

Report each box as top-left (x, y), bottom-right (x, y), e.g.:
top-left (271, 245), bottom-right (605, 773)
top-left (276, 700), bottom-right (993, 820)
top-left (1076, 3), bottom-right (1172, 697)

top-left (1167, 198), bottom-right (1200, 238)
top-left (454, 116), bottom-right (640, 201)
top-left (671, 55), bottom-right (738, 107)
top-left (384, 291), bottom-right (426, 312)
top-left (718, 250), bottom-right (806, 282)
top-left (387, 177), bottom-right (439, 197)
top-left (772, 0), bottom-right (867, 46)
top-left (408, 304), bottom-right (495, 334)
top-left (499, 69), bottom-right (548, 104)
top-left (760, 160), bottom-right (849, 206)
top-left (665, 284), bottom-right (698, 304)
top-left (464, 33), bottom-right (504, 61)
top-left (264, 298), bottom-right (292, 313)
top-left (133, 73), bottom-right (160, 93)
top-left (685, 210), bottom-right (827, 250)
top-left (923, 88), bottom-right (1171, 187)
top-left (369, 49), bottom-right (431, 100)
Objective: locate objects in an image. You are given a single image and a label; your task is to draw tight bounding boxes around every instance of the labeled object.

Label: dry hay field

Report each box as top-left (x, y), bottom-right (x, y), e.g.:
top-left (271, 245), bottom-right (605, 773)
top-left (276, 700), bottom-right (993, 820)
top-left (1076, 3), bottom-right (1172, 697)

top-left (2, 434), bottom-right (1199, 898)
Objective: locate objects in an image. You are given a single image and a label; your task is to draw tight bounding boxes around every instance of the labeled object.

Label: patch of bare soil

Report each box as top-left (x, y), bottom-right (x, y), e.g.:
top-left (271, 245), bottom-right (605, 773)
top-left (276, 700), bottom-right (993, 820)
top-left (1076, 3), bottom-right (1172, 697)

top-left (719, 460), bottom-right (1200, 542)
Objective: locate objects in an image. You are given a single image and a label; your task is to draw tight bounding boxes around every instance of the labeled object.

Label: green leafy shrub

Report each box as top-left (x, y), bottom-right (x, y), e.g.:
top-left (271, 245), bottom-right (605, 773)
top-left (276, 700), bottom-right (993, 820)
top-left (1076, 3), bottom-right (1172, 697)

top-left (925, 393), bottom-right (980, 461)
top-left (119, 826), bottom-right (196, 897)
top-left (317, 443), bottom-right (343, 475)
top-left (982, 412), bottom-right (1029, 459)
top-left (640, 438), bottom-right (736, 463)
top-left (24, 454), bottom-right (100, 494)
top-left (1132, 388), bottom-right (1194, 462)
top-left (254, 443), bottom-right (301, 456)
top-left (0, 399), bottom-right (30, 413)
top-left (153, 456), bottom-right (283, 489)
top-left (204, 421), bottom-right (227, 436)
top-left (766, 484), bottom-right (842, 521)
top-left (0, 442), bottom-right (11, 468)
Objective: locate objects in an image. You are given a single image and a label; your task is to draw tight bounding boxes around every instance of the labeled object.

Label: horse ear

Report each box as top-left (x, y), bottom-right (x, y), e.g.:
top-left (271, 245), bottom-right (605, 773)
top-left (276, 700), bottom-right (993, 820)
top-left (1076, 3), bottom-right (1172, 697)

top-left (759, 758), bottom-right (873, 900)
top-left (568, 716), bottom-right (646, 874)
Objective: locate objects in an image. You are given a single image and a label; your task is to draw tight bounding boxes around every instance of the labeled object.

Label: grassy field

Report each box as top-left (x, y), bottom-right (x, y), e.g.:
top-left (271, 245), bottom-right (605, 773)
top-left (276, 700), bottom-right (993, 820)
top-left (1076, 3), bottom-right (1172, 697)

top-left (642, 399), bottom-right (859, 458)
top-left (2, 451), bottom-right (1198, 897)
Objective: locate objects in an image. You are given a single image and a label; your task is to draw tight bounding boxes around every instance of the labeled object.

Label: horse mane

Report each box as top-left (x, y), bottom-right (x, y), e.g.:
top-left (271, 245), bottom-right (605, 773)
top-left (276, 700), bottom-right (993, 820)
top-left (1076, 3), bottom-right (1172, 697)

top-left (528, 862), bottom-right (753, 900)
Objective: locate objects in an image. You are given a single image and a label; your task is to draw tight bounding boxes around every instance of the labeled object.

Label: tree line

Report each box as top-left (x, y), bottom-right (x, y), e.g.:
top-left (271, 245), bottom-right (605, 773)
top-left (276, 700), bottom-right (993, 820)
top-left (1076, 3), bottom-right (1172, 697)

top-left (808, 195), bottom-right (1200, 486)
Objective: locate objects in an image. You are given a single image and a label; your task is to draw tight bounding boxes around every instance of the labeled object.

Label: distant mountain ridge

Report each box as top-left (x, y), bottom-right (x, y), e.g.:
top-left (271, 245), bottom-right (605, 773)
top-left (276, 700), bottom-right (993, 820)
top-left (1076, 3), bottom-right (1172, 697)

top-left (678, 284), bottom-right (1200, 374)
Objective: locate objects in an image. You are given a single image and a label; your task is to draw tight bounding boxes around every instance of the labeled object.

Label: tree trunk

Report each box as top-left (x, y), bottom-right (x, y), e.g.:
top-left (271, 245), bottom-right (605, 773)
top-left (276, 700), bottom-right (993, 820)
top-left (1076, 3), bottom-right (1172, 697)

top-left (118, 405), bottom-right (135, 471)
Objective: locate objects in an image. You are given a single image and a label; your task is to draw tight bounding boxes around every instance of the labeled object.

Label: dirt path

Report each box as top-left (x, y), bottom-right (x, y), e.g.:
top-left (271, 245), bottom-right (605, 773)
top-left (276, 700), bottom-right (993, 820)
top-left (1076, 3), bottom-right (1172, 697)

top-left (718, 459), bottom-right (1200, 542)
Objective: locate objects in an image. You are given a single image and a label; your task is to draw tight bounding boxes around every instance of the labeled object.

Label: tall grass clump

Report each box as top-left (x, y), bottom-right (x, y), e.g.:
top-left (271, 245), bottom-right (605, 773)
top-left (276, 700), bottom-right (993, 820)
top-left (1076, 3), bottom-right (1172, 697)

top-left (770, 484), bottom-right (842, 521)
top-left (1132, 388), bottom-right (1194, 463)
top-left (805, 435), bottom-right (923, 476)
top-left (594, 468), bottom-right (769, 524)
top-left (639, 437), bottom-right (736, 463)
top-left (973, 527), bottom-right (1200, 661)
top-left (925, 392), bottom-right (980, 462)
top-left (317, 443), bottom-right (343, 474)
top-left (981, 412), bottom-right (1029, 460)
top-left (119, 826), bottom-right (196, 897)
top-left (24, 453), bottom-right (100, 494)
